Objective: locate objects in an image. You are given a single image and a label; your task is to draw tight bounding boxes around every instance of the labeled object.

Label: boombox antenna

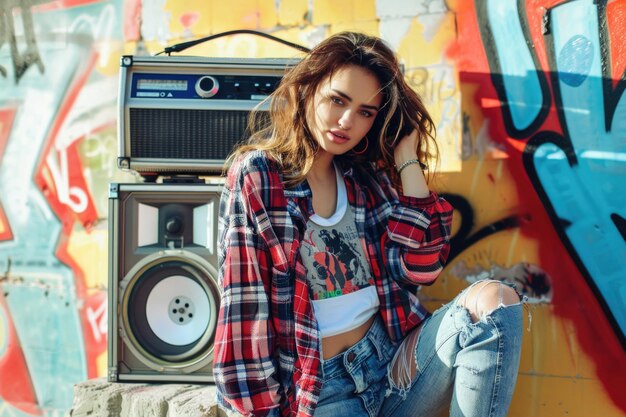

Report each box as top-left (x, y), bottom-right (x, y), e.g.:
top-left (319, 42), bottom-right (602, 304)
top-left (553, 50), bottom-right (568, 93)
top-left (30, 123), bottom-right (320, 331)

top-left (158, 29), bottom-right (311, 56)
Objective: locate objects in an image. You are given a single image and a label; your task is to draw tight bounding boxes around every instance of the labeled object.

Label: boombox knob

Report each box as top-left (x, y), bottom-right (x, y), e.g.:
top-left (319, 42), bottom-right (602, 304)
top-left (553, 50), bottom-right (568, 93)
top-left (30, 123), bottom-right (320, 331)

top-left (195, 76), bottom-right (219, 98)
top-left (166, 216), bottom-right (183, 234)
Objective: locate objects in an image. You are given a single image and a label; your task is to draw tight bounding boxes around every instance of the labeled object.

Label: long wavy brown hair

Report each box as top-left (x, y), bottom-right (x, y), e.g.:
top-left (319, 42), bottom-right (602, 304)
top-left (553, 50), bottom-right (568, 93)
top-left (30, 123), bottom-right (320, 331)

top-left (226, 31), bottom-right (438, 187)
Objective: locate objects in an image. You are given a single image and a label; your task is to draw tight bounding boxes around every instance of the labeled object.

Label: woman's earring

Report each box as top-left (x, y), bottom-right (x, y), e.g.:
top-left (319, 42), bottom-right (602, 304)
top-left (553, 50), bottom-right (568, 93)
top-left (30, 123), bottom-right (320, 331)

top-left (352, 136), bottom-right (369, 155)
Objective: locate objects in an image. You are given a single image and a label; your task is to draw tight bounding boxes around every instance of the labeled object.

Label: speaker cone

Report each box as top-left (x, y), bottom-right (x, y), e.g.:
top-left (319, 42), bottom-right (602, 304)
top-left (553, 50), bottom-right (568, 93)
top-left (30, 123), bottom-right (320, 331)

top-left (119, 250), bottom-right (219, 373)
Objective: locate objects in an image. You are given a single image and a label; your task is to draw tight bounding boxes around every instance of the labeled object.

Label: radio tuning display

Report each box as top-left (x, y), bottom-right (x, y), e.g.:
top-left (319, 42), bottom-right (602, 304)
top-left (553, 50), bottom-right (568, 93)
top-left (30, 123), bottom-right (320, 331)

top-left (137, 79), bottom-right (188, 91)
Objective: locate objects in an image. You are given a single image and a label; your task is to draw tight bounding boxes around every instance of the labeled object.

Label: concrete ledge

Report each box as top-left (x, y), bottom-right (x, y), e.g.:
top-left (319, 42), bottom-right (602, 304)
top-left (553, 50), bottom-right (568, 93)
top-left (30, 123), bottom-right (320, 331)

top-left (69, 378), bottom-right (239, 417)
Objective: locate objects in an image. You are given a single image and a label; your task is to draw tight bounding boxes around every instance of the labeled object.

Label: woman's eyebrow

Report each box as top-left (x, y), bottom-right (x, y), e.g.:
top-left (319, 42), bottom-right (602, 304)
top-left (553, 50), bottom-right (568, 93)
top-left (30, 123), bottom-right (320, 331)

top-left (331, 88), bottom-right (380, 111)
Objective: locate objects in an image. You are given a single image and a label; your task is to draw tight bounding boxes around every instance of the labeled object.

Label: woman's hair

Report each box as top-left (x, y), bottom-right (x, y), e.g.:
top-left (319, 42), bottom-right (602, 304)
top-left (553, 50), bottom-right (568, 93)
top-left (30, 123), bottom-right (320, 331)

top-left (226, 31), bottom-right (438, 187)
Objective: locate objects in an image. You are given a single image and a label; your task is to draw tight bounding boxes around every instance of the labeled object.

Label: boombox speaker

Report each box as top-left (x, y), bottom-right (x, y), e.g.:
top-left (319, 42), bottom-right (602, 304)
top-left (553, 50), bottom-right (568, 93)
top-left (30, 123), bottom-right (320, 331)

top-left (117, 55), bottom-right (298, 175)
top-left (108, 182), bottom-right (222, 383)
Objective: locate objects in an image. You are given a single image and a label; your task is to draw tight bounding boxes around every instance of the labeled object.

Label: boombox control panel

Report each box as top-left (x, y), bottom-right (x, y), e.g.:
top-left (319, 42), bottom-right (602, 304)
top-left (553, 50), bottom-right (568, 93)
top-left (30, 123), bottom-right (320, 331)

top-left (132, 72), bottom-right (281, 101)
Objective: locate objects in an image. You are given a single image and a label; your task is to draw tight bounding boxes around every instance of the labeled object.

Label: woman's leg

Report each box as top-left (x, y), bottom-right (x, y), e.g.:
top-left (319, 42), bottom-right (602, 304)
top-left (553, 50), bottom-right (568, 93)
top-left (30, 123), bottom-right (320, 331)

top-left (450, 281), bottom-right (524, 417)
top-left (380, 280), bottom-right (524, 417)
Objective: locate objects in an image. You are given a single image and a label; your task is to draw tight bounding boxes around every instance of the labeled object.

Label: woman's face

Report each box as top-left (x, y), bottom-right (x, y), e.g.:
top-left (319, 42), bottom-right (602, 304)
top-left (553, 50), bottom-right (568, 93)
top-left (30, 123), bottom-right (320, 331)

top-left (308, 65), bottom-right (383, 157)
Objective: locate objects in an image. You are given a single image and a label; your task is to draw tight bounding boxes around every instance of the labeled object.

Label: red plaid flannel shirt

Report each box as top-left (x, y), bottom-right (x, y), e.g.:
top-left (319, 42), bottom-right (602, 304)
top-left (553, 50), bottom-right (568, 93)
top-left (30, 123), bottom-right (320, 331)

top-left (214, 151), bottom-right (453, 416)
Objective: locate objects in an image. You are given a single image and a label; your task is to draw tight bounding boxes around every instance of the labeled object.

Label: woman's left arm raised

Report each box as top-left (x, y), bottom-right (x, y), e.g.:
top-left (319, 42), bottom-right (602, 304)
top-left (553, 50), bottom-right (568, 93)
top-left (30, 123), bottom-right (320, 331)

top-left (379, 129), bottom-right (454, 286)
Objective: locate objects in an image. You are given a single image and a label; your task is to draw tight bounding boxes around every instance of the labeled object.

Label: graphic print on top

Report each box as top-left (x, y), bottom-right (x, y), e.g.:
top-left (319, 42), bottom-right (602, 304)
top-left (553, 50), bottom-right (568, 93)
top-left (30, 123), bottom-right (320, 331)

top-left (300, 210), bottom-right (374, 301)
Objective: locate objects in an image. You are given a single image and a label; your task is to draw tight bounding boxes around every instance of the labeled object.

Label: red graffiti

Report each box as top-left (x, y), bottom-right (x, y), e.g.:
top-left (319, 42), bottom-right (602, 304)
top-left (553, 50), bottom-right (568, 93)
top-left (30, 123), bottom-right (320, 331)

top-left (0, 108), bottom-right (16, 241)
top-left (0, 293), bottom-right (40, 415)
top-left (83, 290), bottom-right (108, 360)
top-left (123, 0), bottom-right (142, 41)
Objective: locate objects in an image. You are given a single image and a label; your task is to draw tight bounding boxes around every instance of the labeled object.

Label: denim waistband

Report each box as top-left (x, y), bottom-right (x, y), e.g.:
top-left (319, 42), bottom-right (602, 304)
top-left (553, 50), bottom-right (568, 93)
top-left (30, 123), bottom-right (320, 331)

top-left (321, 314), bottom-right (392, 380)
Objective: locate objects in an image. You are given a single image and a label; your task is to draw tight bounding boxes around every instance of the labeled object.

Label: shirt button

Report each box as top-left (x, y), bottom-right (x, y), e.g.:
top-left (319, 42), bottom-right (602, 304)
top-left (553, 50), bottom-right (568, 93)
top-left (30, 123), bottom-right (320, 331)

top-left (347, 352), bottom-right (356, 363)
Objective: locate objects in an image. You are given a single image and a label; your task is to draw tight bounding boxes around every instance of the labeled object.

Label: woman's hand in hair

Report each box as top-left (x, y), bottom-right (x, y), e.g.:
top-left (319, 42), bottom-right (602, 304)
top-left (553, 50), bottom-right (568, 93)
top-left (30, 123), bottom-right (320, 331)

top-left (393, 128), bottom-right (419, 167)
top-left (394, 129), bottom-right (429, 198)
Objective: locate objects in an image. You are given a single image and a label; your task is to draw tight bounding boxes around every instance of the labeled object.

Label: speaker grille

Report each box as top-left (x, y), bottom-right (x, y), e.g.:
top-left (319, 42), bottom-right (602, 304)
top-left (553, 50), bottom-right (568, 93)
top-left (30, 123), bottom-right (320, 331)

top-left (129, 108), bottom-right (252, 160)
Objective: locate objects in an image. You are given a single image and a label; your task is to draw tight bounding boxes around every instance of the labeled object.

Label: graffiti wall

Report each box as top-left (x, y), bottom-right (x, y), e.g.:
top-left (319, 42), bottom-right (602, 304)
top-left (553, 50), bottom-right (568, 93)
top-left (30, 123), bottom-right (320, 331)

top-left (435, 1), bottom-right (626, 416)
top-left (0, 0), bottom-right (623, 416)
top-left (0, 0), bottom-right (135, 414)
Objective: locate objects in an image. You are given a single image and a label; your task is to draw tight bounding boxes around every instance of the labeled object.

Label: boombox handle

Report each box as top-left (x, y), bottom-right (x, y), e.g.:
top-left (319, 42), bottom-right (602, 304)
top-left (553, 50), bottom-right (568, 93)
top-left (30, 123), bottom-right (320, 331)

top-left (158, 29), bottom-right (311, 56)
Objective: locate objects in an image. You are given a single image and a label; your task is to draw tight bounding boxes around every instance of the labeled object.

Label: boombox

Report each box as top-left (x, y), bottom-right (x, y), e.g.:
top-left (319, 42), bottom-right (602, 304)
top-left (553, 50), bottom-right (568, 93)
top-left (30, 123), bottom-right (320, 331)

top-left (108, 182), bottom-right (223, 382)
top-left (117, 55), bottom-right (298, 175)
top-left (110, 54), bottom-right (296, 384)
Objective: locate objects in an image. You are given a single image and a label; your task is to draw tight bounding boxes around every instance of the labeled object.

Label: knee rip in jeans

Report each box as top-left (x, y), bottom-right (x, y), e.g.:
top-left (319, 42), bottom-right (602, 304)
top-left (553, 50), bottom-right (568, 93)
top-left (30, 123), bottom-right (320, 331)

top-left (456, 279), bottom-right (524, 324)
top-left (386, 280), bottom-right (530, 396)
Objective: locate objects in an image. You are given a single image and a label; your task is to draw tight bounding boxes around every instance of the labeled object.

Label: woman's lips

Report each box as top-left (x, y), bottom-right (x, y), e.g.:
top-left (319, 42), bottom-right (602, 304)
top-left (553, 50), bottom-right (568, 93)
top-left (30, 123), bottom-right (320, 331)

top-left (328, 130), bottom-right (350, 144)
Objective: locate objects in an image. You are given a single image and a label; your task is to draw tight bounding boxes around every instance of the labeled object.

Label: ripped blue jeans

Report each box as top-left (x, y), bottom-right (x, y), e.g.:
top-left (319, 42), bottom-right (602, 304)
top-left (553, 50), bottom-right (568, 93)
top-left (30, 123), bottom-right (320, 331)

top-left (314, 280), bottom-right (524, 417)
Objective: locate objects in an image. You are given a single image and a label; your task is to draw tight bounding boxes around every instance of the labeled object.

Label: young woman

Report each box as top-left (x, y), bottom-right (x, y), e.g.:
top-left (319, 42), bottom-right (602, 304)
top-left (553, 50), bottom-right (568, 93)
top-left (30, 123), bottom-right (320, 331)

top-left (214, 32), bottom-right (524, 417)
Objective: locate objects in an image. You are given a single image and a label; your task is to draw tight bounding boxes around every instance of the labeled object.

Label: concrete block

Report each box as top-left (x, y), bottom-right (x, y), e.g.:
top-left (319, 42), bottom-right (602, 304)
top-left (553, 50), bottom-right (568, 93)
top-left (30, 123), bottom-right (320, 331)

top-left (167, 386), bottom-right (226, 416)
top-left (69, 378), bottom-right (239, 417)
top-left (119, 384), bottom-right (196, 417)
top-left (70, 379), bottom-right (147, 417)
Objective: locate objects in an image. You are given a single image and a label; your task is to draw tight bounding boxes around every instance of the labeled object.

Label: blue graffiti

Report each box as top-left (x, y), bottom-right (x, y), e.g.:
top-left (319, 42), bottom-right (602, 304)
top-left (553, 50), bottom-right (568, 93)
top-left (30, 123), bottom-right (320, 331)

top-left (480, 0), bottom-right (626, 343)
top-left (483, 0), bottom-right (545, 131)
top-left (558, 34), bottom-right (593, 87)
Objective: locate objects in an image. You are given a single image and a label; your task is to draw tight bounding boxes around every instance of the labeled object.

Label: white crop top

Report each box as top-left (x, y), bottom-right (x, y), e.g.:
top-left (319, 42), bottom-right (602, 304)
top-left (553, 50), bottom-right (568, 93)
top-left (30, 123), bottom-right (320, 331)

top-left (300, 164), bottom-right (380, 337)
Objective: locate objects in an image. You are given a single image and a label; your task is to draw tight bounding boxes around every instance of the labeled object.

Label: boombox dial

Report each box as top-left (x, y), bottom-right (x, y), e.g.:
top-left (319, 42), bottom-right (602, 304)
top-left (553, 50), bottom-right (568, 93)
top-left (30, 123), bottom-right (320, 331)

top-left (195, 76), bottom-right (219, 98)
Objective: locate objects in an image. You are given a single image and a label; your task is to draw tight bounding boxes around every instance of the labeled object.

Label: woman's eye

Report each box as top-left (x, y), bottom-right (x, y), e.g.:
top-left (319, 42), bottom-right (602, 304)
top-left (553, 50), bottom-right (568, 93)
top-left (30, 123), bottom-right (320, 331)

top-left (360, 110), bottom-right (373, 118)
top-left (331, 96), bottom-right (343, 105)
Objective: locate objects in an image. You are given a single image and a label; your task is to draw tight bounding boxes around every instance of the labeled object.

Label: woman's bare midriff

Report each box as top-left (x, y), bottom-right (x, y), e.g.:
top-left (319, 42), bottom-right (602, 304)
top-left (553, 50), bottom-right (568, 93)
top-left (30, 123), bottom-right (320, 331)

top-left (322, 315), bottom-right (377, 359)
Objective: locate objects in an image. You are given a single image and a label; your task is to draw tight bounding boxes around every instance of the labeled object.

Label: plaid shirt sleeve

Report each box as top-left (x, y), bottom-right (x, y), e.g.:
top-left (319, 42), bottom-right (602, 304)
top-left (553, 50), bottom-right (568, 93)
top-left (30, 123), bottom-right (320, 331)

top-left (214, 153), bottom-right (287, 416)
top-left (375, 169), bottom-right (453, 286)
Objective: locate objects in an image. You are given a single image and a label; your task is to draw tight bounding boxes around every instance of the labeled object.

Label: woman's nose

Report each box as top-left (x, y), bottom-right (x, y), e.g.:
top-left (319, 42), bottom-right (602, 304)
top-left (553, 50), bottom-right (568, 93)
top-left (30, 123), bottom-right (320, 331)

top-left (338, 111), bottom-right (353, 129)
